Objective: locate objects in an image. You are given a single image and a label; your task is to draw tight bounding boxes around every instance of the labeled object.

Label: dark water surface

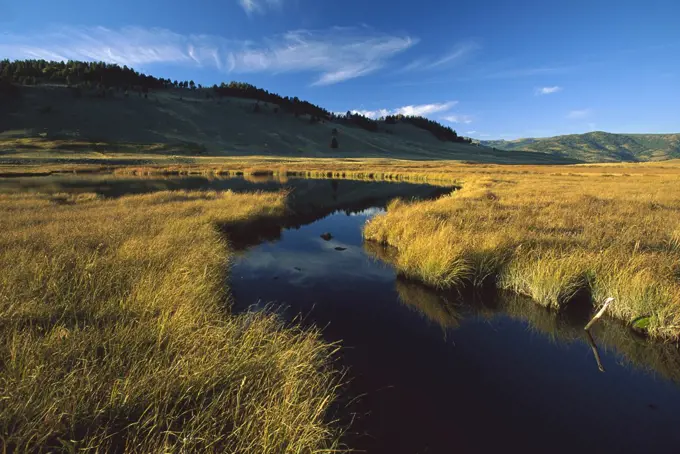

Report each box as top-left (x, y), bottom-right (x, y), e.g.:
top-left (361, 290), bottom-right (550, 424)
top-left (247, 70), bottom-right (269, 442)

top-left (226, 178), bottom-right (680, 454)
top-left (6, 174), bottom-right (680, 453)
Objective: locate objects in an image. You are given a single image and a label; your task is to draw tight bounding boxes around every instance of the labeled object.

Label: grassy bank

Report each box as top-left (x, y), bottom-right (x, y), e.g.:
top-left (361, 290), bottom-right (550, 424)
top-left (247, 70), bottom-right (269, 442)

top-left (363, 165), bottom-right (680, 340)
top-left (113, 157), bottom-right (680, 341)
top-left (0, 189), bottom-right (343, 452)
top-left (6, 157), bottom-right (680, 341)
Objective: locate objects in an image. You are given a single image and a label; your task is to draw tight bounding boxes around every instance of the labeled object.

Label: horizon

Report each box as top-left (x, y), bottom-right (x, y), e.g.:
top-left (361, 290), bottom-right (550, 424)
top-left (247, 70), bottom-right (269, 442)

top-left (1, 0), bottom-right (678, 140)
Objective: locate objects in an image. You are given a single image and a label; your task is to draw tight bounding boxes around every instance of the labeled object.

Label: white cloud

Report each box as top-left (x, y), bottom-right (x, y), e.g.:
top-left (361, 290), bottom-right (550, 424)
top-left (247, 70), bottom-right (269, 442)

top-left (239, 0), bottom-right (283, 14)
top-left (349, 101), bottom-right (457, 119)
top-left (427, 43), bottom-right (480, 68)
top-left (567, 108), bottom-right (592, 119)
top-left (0, 25), bottom-right (416, 86)
top-left (466, 130), bottom-right (477, 135)
top-left (535, 85), bottom-right (562, 95)
top-left (395, 101), bottom-right (457, 116)
top-left (347, 108), bottom-right (390, 119)
top-left (402, 41), bottom-right (479, 71)
top-left (442, 114), bottom-right (474, 124)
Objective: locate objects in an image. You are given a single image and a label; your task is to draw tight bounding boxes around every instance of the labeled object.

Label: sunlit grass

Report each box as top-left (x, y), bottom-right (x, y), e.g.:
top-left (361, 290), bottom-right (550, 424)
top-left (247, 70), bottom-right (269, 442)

top-left (363, 166), bottom-right (680, 340)
top-left (0, 190), bottom-right (344, 452)
top-left (8, 156), bottom-right (680, 340)
top-left (4, 154), bottom-right (680, 451)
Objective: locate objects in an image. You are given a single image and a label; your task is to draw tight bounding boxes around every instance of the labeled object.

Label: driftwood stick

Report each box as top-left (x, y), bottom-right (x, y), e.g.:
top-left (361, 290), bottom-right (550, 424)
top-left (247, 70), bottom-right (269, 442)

top-left (584, 297), bottom-right (615, 331)
top-left (585, 330), bottom-right (605, 372)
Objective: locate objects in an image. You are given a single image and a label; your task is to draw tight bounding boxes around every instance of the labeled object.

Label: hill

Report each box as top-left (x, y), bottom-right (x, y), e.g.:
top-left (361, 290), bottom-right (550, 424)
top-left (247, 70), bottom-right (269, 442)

top-left (0, 59), bottom-right (577, 164)
top-left (0, 85), bottom-right (577, 164)
top-left (482, 132), bottom-right (680, 162)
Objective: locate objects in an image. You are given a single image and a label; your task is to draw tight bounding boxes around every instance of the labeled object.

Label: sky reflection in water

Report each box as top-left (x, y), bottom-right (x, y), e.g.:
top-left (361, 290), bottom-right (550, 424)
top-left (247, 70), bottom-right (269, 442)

top-left (230, 200), bottom-right (680, 454)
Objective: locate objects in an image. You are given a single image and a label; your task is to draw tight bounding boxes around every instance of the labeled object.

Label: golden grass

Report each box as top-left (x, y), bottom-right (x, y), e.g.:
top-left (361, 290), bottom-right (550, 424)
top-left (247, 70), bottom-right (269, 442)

top-left (0, 190), bottom-right (344, 452)
top-left (363, 242), bottom-right (462, 331)
top-left (7, 156), bottom-right (680, 340)
top-left (3, 154), bottom-right (680, 449)
top-left (364, 166), bottom-right (680, 340)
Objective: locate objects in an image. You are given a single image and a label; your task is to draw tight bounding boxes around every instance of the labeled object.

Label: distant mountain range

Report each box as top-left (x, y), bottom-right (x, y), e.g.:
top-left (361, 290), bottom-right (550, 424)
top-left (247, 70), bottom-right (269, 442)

top-left (481, 132), bottom-right (680, 162)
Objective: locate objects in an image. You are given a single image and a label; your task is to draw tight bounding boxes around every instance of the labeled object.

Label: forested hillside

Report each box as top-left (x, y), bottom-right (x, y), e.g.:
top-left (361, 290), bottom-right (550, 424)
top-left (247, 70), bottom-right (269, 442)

top-left (482, 131), bottom-right (680, 162)
top-left (1, 59), bottom-right (471, 146)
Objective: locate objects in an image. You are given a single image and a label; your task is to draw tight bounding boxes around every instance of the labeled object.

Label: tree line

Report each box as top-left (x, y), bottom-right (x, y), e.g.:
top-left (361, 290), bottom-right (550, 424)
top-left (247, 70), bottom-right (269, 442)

top-left (0, 59), bottom-right (166, 90)
top-left (385, 114), bottom-right (472, 144)
top-left (0, 59), bottom-right (471, 143)
top-left (334, 111), bottom-right (380, 132)
top-left (331, 112), bottom-right (471, 144)
top-left (210, 81), bottom-right (331, 120)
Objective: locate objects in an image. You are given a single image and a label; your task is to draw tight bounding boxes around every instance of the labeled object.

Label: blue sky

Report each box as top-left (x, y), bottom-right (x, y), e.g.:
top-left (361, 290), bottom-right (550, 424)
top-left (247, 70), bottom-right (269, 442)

top-left (1, 0), bottom-right (679, 139)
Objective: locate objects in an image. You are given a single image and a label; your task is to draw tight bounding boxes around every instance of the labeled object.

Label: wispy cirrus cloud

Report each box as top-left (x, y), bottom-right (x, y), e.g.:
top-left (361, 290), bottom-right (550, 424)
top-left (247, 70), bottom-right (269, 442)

top-left (483, 65), bottom-right (573, 80)
top-left (348, 101), bottom-right (457, 119)
top-left (392, 62), bottom-right (574, 87)
top-left (535, 85), bottom-right (563, 95)
top-left (442, 114), bottom-right (474, 124)
top-left (567, 108), bottom-right (592, 119)
top-left (238, 0), bottom-right (283, 15)
top-left (401, 41), bottom-right (479, 71)
top-left (0, 25), bottom-right (416, 86)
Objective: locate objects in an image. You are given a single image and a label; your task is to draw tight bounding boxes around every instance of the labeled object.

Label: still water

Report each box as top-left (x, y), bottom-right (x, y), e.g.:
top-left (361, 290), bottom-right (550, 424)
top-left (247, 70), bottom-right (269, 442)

top-left (5, 173), bottom-right (680, 453)
top-left (227, 179), bottom-right (680, 454)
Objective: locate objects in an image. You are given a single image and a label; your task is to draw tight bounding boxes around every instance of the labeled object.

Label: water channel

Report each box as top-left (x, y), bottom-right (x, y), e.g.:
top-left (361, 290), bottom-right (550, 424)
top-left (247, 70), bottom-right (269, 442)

top-left (6, 173), bottom-right (680, 453)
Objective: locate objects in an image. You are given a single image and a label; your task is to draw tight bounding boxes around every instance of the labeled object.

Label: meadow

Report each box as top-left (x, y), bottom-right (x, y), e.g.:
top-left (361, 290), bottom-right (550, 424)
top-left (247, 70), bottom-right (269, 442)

top-left (3, 155), bottom-right (680, 451)
top-left (102, 155), bottom-right (680, 341)
top-left (6, 157), bottom-right (680, 341)
top-left (363, 161), bottom-right (680, 340)
top-left (0, 189), bottom-right (343, 452)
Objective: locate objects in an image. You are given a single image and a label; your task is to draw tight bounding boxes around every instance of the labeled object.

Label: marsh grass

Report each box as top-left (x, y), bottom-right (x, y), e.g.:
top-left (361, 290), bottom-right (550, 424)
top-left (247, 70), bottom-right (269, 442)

top-left (364, 167), bottom-right (680, 340)
top-left (363, 242), bottom-right (462, 331)
top-left (499, 250), bottom-right (588, 309)
top-left (11, 156), bottom-right (680, 340)
top-left (0, 190), bottom-right (344, 452)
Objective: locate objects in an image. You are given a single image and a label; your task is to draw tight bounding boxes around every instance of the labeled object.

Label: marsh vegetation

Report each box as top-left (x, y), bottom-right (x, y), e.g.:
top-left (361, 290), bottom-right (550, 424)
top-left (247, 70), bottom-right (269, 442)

top-left (363, 160), bottom-right (680, 340)
top-left (228, 187), bottom-right (680, 453)
top-left (0, 188), bottom-right (343, 452)
top-left (3, 159), bottom-right (680, 452)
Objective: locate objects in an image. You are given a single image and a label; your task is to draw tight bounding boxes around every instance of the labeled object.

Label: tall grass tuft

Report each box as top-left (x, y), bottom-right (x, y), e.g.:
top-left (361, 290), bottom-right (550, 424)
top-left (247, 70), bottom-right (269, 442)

top-left (498, 250), bottom-right (588, 309)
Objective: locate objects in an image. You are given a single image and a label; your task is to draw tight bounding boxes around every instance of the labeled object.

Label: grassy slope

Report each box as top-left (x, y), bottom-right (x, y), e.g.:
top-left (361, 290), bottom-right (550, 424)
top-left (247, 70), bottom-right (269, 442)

top-left (0, 86), bottom-right (575, 164)
top-left (0, 190), bottom-right (343, 452)
top-left (482, 131), bottom-right (680, 162)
